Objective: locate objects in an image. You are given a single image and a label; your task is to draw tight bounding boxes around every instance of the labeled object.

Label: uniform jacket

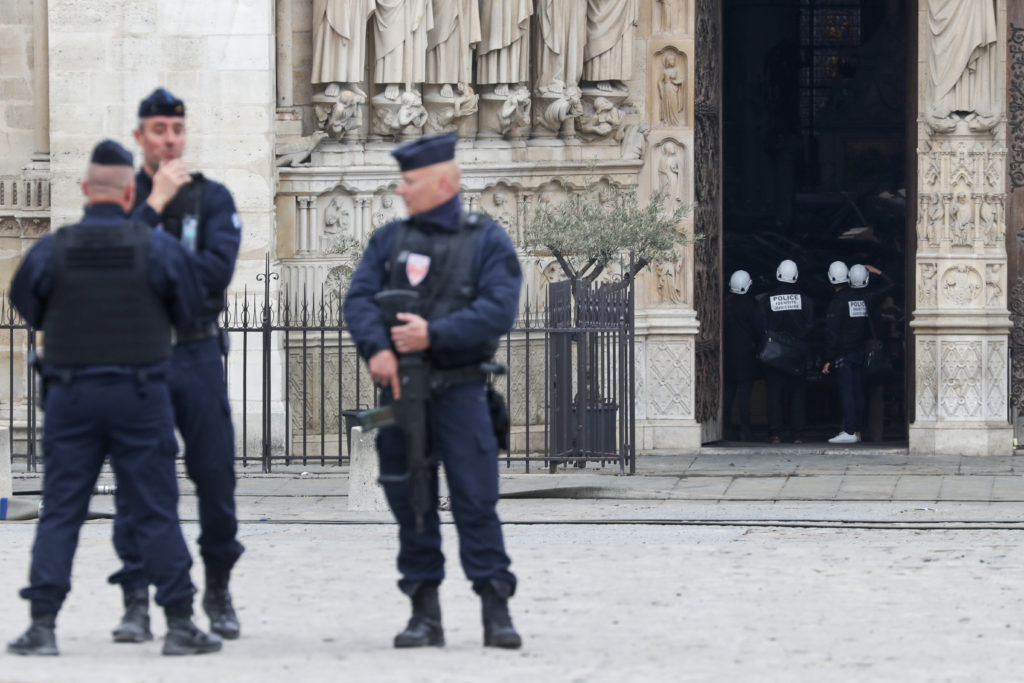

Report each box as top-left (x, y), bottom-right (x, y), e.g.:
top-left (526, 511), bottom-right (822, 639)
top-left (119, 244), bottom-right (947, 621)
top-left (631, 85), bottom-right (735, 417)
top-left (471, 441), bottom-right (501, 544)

top-left (343, 194), bottom-right (522, 367)
top-left (756, 282), bottom-right (814, 340)
top-left (723, 292), bottom-right (760, 382)
top-left (824, 285), bottom-right (871, 360)
top-left (132, 169), bottom-right (241, 324)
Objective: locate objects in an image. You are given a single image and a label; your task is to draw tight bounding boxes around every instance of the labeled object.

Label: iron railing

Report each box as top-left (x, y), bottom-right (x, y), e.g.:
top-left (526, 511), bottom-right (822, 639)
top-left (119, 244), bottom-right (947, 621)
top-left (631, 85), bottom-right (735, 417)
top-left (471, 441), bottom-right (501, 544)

top-left (3, 255), bottom-right (636, 474)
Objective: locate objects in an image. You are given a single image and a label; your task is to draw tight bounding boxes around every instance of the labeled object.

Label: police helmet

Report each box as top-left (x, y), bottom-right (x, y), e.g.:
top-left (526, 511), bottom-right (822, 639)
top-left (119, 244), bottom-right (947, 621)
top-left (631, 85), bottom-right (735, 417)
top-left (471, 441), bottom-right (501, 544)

top-left (849, 264), bottom-right (869, 288)
top-left (728, 270), bottom-right (752, 294)
top-left (776, 259), bottom-right (798, 283)
top-left (827, 261), bottom-right (849, 285)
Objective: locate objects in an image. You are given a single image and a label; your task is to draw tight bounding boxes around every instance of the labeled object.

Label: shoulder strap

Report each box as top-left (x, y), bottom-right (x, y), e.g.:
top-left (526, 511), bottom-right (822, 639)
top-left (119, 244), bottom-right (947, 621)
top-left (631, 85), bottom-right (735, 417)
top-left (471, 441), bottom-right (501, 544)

top-left (421, 212), bottom-right (484, 314)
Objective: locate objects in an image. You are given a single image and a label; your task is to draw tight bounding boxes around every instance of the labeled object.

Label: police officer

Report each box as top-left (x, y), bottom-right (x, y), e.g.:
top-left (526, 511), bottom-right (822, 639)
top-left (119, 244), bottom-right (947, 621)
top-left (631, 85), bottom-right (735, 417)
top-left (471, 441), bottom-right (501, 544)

top-left (821, 261), bottom-right (869, 444)
top-left (756, 259), bottom-right (814, 444)
top-left (343, 132), bottom-right (523, 649)
top-left (6, 140), bottom-right (220, 656)
top-left (723, 270), bottom-right (759, 441)
top-left (107, 88), bottom-right (244, 642)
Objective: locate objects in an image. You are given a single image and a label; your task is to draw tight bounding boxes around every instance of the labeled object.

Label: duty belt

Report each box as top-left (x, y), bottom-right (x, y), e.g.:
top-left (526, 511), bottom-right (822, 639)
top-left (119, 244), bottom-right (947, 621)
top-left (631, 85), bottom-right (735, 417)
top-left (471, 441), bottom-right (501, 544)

top-left (429, 362), bottom-right (505, 392)
top-left (174, 321), bottom-right (220, 344)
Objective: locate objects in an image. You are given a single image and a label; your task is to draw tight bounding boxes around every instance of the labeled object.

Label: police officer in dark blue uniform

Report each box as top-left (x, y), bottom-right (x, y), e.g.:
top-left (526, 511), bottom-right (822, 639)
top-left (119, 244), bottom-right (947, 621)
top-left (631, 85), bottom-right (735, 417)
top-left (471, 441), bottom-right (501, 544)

top-left (343, 133), bottom-right (523, 649)
top-left (107, 88), bottom-right (244, 642)
top-left (6, 140), bottom-right (221, 657)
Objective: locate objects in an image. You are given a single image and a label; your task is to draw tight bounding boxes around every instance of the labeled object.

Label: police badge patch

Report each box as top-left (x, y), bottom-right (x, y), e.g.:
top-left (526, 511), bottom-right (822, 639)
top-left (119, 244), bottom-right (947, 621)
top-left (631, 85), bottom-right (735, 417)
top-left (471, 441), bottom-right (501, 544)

top-left (406, 253), bottom-right (431, 286)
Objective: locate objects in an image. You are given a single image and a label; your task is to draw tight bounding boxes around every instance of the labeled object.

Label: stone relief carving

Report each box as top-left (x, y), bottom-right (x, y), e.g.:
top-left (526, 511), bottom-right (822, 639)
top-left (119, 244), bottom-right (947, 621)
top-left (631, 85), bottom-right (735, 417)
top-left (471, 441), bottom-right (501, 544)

top-left (947, 191), bottom-right (974, 245)
top-left (657, 52), bottom-right (687, 126)
top-left (925, 0), bottom-right (1000, 133)
top-left (918, 191), bottom-right (942, 246)
top-left (620, 123), bottom-right (650, 160)
top-left (985, 263), bottom-right (1003, 306)
top-left (652, 254), bottom-right (686, 305)
top-left (425, 82), bottom-right (479, 134)
top-left (486, 188), bottom-right (518, 238)
top-left (657, 140), bottom-right (685, 207)
top-left (372, 194), bottom-right (401, 229)
top-left (582, 0), bottom-right (638, 91)
top-left (495, 85), bottom-right (532, 135)
top-left (979, 194), bottom-right (999, 245)
top-left (986, 341), bottom-right (1007, 420)
top-left (275, 130), bottom-right (329, 167)
top-left (917, 340), bottom-right (938, 420)
top-left (647, 340), bottom-right (692, 418)
top-left (940, 341), bottom-right (983, 418)
top-left (941, 265), bottom-right (982, 305)
top-left (372, 88), bottom-right (429, 138)
top-left (655, 0), bottom-right (684, 34)
top-left (534, 80), bottom-right (584, 134)
top-left (321, 195), bottom-right (352, 250)
top-left (919, 262), bottom-right (938, 307)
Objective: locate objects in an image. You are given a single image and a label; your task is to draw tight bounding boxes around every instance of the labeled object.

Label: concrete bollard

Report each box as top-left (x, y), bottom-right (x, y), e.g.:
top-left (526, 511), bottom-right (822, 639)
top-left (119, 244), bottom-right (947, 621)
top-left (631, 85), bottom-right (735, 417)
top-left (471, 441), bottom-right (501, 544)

top-left (0, 427), bottom-right (11, 520)
top-left (346, 426), bottom-right (390, 512)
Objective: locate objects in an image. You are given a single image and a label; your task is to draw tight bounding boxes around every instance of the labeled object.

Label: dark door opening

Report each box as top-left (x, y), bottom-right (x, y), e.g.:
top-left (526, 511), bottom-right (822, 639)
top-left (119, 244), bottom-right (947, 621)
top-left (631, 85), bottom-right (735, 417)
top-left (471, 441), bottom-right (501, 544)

top-left (721, 0), bottom-right (909, 443)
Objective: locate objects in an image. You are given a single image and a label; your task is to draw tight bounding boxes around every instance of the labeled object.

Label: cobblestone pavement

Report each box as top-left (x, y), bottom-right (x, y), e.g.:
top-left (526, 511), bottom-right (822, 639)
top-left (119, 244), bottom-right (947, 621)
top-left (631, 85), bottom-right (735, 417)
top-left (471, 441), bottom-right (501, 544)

top-left (3, 449), bottom-right (1024, 681)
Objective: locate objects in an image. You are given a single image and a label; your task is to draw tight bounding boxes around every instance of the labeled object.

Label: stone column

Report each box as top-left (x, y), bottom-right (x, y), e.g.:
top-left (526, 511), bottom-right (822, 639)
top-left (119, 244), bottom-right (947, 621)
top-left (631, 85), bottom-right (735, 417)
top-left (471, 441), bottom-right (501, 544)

top-left (276, 0), bottom-right (293, 108)
top-left (32, 0), bottom-right (49, 162)
top-left (909, 0), bottom-right (1012, 455)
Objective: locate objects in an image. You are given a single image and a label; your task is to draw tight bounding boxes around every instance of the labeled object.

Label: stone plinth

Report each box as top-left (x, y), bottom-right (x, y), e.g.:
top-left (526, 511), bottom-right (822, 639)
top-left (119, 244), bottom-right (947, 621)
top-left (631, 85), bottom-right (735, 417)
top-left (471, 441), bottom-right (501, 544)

top-left (347, 426), bottom-right (389, 512)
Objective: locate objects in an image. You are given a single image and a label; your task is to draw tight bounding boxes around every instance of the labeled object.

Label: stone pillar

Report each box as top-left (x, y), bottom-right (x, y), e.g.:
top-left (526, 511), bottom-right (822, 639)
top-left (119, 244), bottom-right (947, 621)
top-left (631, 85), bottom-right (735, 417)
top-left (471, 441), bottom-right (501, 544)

top-left (275, 0), bottom-right (293, 108)
top-left (909, 0), bottom-right (1012, 455)
top-left (32, 0), bottom-right (48, 162)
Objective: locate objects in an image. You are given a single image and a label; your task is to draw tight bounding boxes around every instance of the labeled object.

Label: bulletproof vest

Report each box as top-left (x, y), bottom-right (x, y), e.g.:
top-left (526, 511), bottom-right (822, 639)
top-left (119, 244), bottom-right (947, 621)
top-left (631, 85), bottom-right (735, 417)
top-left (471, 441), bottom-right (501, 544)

top-left (386, 212), bottom-right (495, 368)
top-left (835, 288), bottom-right (870, 353)
top-left (42, 221), bottom-right (172, 367)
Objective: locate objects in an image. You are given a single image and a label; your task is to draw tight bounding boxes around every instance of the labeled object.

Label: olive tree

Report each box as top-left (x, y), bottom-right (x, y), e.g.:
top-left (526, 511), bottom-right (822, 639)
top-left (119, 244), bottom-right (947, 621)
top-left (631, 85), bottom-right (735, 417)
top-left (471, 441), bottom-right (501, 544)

top-left (524, 182), bottom-right (692, 287)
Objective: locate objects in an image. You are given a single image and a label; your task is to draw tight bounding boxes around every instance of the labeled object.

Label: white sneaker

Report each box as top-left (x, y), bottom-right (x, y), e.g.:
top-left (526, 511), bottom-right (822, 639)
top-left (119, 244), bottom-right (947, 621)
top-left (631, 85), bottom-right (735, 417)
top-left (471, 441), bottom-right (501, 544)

top-left (828, 431), bottom-right (860, 444)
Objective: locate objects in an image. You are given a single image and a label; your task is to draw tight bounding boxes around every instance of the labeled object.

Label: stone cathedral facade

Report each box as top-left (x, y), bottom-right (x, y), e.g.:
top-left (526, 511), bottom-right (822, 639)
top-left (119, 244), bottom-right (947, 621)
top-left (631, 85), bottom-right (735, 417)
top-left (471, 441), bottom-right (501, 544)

top-left (0, 0), bottom-right (1019, 455)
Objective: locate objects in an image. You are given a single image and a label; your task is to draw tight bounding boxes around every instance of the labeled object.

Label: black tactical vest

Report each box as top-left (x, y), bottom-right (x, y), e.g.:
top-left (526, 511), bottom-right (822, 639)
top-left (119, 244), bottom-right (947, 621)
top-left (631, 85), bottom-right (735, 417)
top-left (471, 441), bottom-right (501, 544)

top-left (135, 173), bottom-right (222, 317)
top-left (42, 221), bottom-right (172, 367)
top-left (386, 212), bottom-right (497, 368)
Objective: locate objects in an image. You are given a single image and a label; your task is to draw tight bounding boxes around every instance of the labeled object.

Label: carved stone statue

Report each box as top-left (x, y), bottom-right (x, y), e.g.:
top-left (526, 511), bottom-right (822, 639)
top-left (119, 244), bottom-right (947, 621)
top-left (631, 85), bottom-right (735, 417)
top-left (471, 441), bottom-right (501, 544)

top-left (312, 0), bottom-right (375, 85)
top-left (322, 196), bottom-right (351, 248)
top-left (534, 0), bottom-right (587, 92)
top-left (314, 84), bottom-right (368, 139)
top-left (490, 191), bottom-right (516, 234)
top-left (497, 85), bottom-right (532, 134)
top-left (948, 191), bottom-right (973, 245)
top-left (425, 0), bottom-right (480, 88)
top-left (477, 0), bottom-right (533, 86)
top-left (373, 0), bottom-right (433, 95)
top-left (658, 53), bottom-right (686, 126)
top-left (986, 263), bottom-right (1002, 306)
top-left (579, 96), bottom-right (625, 140)
top-left (926, 0), bottom-right (999, 132)
top-left (536, 81), bottom-right (583, 133)
top-left (620, 122), bottom-right (650, 160)
top-left (658, 141), bottom-right (684, 206)
top-left (275, 130), bottom-right (329, 167)
top-left (654, 0), bottom-right (682, 33)
top-left (582, 0), bottom-right (638, 90)
top-left (373, 195), bottom-right (400, 228)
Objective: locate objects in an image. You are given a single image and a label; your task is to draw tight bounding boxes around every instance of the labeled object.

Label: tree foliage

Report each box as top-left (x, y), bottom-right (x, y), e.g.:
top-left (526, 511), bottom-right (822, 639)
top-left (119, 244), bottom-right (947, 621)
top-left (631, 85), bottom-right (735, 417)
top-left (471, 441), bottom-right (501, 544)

top-left (524, 181), bottom-right (693, 286)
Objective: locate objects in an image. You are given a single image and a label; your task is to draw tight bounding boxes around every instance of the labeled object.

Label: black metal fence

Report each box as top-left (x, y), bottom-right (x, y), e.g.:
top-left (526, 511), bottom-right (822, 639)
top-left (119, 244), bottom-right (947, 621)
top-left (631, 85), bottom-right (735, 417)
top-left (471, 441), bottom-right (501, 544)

top-left (3, 255), bottom-right (635, 474)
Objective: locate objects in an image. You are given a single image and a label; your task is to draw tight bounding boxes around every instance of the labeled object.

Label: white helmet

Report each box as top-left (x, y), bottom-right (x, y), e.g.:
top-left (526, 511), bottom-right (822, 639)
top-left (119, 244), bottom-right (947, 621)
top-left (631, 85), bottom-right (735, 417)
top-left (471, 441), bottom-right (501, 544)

top-left (827, 261), bottom-right (849, 285)
top-left (776, 259), bottom-right (798, 283)
top-left (849, 264), bottom-right (869, 288)
top-left (728, 269), bottom-right (752, 294)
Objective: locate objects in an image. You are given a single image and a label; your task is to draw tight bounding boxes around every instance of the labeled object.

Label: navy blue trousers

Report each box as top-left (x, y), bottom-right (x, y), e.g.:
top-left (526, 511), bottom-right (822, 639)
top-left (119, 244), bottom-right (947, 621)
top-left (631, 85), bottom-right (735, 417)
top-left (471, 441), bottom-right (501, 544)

top-left (21, 374), bottom-right (194, 615)
top-left (110, 338), bottom-right (243, 588)
top-left (377, 381), bottom-right (515, 594)
top-left (835, 353), bottom-right (865, 435)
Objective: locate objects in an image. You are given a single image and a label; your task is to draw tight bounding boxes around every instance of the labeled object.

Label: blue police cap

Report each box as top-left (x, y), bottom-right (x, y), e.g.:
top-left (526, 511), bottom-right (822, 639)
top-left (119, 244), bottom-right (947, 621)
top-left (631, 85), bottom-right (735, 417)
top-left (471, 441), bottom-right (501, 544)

top-left (390, 132), bottom-right (457, 172)
top-left (90, 139), bottom-right (134, 167)
top-left (138, 87), bottom-right (185, 118)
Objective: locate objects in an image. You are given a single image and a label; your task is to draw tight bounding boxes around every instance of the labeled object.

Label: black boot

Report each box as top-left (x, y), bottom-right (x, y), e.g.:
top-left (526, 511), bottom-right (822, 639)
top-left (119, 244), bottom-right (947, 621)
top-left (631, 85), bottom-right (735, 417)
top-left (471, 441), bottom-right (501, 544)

top-left (479, 580), bottom-right (522, 649)
top-left (162, 601), bottom-right (222, 656)
top-left (7, 613), bottom-right (58, 656)
top-left (394, 583), bottom-right (444, 648)
top-left (202, 567), bottom-right (240, 640)
top-left (112, 585), bottom-right (153, 643)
